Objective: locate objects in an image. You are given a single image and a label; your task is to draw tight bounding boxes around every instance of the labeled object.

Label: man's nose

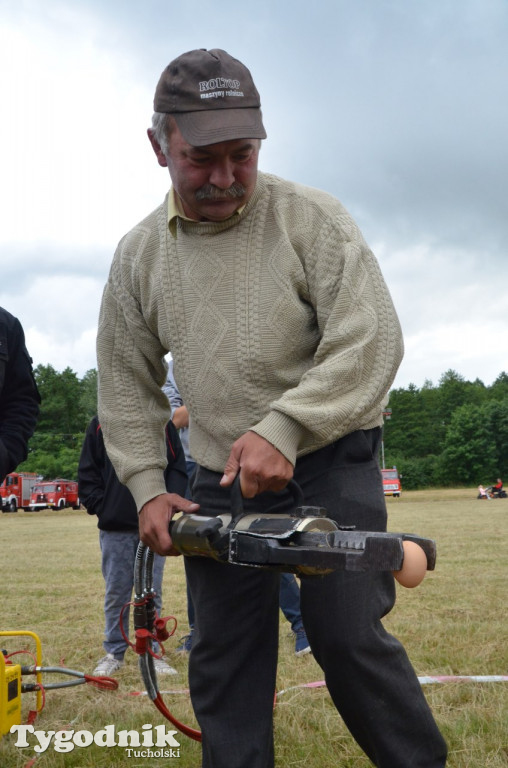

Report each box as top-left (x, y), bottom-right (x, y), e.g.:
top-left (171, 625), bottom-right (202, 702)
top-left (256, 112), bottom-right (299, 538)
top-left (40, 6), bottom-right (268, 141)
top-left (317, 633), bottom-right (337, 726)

top-left (208, 159), bottom-right (235, 189)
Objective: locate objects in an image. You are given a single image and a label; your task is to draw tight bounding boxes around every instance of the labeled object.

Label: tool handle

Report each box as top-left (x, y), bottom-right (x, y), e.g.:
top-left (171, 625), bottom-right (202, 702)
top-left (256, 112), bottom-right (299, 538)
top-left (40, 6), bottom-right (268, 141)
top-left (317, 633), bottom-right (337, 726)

top-left (229, 475), bottom-right (305, 524)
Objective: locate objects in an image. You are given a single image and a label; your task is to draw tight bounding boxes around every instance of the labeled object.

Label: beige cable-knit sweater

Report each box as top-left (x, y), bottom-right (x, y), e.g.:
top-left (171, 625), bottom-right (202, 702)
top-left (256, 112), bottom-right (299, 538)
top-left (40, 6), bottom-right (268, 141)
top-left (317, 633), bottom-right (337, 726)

top-left (97, 172), bottom-right (403, 511)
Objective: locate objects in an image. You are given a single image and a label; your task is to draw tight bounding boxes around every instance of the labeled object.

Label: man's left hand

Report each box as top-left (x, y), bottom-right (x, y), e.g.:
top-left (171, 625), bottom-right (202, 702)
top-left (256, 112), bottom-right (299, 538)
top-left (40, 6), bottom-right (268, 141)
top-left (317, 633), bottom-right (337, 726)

top-left (220, 431), bottom-right (293, 498)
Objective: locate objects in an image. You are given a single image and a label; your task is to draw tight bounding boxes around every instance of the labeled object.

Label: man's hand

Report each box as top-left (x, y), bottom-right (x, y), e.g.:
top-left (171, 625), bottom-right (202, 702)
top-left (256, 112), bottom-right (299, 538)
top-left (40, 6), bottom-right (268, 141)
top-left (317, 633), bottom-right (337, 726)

top-left (220, 431), bottom-right (294, 498)
top-left (139, 493), bottom-right (200, 556)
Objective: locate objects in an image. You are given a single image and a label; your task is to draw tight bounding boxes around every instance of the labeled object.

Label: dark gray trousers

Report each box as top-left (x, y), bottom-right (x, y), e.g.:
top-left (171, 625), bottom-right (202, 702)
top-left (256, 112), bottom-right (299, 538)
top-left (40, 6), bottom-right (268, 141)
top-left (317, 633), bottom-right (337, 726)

top-left (185, 429), bottom-right (447, 768)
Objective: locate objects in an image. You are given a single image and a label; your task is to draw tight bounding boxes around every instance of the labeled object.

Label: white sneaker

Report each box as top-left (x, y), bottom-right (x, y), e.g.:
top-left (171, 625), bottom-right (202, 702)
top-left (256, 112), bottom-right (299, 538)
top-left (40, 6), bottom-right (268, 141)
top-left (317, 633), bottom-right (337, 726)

top-left (294, 629), bottom-right (312, 657)
top-left (92, 653), bottom-right (124, 676)
top-left (153, 656), bottom-right (178, 675)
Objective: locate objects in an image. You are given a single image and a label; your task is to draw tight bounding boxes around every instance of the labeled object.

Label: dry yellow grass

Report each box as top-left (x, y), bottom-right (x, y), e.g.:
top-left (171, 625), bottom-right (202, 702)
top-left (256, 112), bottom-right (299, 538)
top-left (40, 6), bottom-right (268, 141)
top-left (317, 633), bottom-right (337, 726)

top-left (0, 489), bottom-right (506, 767)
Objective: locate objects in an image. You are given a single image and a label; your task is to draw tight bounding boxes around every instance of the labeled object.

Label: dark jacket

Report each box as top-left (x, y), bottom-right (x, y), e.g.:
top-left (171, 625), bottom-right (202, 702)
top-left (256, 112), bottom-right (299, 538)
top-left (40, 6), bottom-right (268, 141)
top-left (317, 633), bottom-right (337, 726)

top-left (0, 307), bottom-right (41, 483)
top-left (78, 416), bottom-right (187, 531)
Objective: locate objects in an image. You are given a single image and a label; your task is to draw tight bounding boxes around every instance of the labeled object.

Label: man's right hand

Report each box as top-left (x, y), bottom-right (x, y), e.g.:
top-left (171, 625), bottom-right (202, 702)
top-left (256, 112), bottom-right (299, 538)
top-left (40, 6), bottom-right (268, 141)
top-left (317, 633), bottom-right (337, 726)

top-left (139, 493), bottom-right (200, 555)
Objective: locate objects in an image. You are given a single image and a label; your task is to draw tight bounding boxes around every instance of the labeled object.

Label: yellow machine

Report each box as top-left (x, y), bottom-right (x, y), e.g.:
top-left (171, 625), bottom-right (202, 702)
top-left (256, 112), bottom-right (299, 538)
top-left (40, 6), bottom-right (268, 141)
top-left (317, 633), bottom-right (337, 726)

top-left (1, 629), bottom-right (117, 741)
top-left (0, 631), bottom-right (42, 738)
top-left (0, 654), bottom-right (21, 736)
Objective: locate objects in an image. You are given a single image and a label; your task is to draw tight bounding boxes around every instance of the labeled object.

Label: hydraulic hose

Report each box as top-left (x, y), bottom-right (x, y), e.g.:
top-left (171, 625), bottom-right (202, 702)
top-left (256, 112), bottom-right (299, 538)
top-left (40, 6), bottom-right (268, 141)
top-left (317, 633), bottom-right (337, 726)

top-left (134, 541), bottom-right (201, 742)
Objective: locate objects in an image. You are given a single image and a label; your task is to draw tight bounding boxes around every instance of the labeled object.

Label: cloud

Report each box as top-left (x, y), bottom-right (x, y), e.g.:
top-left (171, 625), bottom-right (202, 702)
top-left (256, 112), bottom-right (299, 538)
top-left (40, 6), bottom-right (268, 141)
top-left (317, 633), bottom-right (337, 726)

top-left (400, 319), bottom-right (508, 389)
top-left (0, 273), bottom-right (103, 375)
top-left (1, 0), bottom-right (507, 388)
top-left (375, 240), bottom-right (508, 387)
top-left (0, 3), bottom-right (168, 252)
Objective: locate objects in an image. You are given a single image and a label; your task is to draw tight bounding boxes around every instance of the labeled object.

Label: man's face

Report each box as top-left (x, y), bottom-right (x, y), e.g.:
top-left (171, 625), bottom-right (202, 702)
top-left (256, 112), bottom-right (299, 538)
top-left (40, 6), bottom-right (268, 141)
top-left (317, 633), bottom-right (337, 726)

top-left (149, 121), bottom-right (260, 222)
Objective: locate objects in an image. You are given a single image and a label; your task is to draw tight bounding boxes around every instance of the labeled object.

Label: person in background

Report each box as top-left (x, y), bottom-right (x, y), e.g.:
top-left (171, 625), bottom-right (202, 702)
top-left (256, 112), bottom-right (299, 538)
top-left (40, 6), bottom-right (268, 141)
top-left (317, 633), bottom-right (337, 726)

top-left (279, 573), bottom-right (310, 656)
top-left (489, 478), bottom-right (503, 496)
top-left (78, 415), bottom-right (187, 676)
top-left (0, 306), bottom-right (40, 483)
top-left (163, 359), bottom-right (197, 653)
top-left (97, 48), bottom-right (447, 768)
top-left (164, 359), bottom-right (196, 487)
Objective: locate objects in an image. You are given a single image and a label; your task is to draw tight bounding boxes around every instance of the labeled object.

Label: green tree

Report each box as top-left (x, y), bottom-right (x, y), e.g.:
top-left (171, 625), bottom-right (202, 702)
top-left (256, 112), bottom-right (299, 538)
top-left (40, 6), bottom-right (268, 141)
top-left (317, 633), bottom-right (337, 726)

top-left (384, 454), bottom-right (439, 491)
top-left (384, 382), bottom-right (446, 458)
top-left (436, 370), bottom-right (468, 429)
top-left (18, 365), bottom-right (90, 480)
top-left (435, 402), bottom-right (497, 485)
top-left (80, 368), bottom-right (98, 422)
top-left (489, 372), bottom-right (508, 402)
top-left (483, 398), bottom-right (508, 477)
top-left (383, 384), bottom-right (423, 457)
top-left (383, 371), bottom-right (508, 488)
top-left (34, 364), bottom-right (86, 435)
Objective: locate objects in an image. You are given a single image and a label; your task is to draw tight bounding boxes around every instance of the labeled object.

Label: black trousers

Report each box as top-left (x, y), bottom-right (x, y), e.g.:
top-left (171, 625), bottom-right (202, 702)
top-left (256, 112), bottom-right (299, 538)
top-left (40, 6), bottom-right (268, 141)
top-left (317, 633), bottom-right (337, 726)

top-left (185, 429), bottom-right (447, 768)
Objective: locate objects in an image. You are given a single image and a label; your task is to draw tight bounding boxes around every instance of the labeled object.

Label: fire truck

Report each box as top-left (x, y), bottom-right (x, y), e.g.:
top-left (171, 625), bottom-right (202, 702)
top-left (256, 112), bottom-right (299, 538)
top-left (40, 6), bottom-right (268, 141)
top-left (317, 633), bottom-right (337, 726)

top-left (29, 479), bottom-right (80, 511)
top-left (0, 473), bottom-right (39, 512)
top-left (381, 467), bottom-right (402, 497)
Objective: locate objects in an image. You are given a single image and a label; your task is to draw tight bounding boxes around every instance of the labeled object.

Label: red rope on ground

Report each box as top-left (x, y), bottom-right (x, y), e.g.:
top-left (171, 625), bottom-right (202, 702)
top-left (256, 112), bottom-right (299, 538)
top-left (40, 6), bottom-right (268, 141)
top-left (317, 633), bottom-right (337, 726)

top-left (83, 674), bottom-right (119, 691)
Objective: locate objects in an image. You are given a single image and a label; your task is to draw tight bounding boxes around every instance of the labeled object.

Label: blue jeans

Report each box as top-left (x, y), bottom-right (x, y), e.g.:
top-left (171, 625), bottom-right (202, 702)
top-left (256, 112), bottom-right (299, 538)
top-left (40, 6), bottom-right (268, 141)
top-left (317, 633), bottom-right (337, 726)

top-left (185, 429), bottom-right (447, 768)
top-left (278, 573), bottom-right (304, 632)
top-left (99, 529), bottom-right (165, 659)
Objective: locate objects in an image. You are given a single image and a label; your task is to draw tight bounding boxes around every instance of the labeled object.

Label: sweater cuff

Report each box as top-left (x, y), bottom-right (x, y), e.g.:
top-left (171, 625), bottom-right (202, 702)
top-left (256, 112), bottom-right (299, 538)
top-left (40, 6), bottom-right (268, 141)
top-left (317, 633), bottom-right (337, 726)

top-left (126, 469), bottom-right (168, 513)
top-left (250, 411), bottom-right (305, 466)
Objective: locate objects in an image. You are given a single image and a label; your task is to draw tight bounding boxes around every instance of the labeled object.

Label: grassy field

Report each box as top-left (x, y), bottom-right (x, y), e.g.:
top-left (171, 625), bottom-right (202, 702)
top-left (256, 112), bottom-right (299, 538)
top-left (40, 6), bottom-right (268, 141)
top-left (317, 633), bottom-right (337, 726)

top-left (0, 489), bottom-right (506, 767)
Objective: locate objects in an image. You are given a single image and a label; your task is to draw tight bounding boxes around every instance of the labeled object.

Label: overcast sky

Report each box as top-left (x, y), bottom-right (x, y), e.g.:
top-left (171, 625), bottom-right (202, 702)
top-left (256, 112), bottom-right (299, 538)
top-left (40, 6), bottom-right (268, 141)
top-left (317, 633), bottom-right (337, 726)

top-left (1, 0), bottom-right (507, 389)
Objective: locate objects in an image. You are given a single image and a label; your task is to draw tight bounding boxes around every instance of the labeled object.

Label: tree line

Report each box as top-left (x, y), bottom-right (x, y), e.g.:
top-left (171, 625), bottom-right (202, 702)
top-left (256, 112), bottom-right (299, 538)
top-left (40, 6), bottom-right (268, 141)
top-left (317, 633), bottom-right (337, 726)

top-left (383, 370), bottom-right (508, 489)
top-left (17, 365), bottom-right (508, 489)
top-left (19, 364), bottom-right (98, 480)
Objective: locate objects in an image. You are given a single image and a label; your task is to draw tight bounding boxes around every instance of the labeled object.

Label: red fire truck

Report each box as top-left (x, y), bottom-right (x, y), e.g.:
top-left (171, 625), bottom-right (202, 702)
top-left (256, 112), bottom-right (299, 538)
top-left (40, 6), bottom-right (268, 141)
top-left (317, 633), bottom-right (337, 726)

top-left (29, 479), bottom-right (80, 511)
top-left (0, 472), bottom-right (39, 512)
top-left (381, 468), bottom-right (402, 497)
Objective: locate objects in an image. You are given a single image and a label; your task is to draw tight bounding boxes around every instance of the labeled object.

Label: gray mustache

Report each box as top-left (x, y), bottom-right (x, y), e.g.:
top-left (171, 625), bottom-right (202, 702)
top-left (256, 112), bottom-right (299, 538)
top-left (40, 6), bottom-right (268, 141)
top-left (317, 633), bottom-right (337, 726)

top-left (195, 182), bottom-right (246, 201)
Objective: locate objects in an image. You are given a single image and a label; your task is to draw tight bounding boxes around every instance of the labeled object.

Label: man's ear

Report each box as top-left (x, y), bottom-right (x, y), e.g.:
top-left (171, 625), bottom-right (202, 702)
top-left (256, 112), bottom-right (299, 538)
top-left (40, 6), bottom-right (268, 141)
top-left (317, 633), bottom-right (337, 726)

top-left (147, 128), bottom-right (169, 167)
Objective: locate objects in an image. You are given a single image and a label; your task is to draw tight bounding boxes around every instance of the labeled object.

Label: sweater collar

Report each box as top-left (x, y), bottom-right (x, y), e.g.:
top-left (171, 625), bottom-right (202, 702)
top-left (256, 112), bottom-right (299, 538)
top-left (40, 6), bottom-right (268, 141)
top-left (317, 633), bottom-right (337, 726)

top-left (167, 173), bottom-right (268, 237)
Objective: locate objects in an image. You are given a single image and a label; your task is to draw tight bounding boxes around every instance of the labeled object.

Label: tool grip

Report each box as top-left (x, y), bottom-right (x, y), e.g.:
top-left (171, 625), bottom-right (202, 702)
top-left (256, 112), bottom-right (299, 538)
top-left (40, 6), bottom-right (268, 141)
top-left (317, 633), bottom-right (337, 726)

top-left (229, 475), bottom-right (305, 524)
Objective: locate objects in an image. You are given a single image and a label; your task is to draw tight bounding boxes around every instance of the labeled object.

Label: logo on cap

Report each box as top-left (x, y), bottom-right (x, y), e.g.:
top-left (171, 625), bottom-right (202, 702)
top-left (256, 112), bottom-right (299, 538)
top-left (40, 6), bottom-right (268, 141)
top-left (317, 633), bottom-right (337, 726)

top-left (199, 78), bottom-right (241, 92)
top-left (199, 78), bottom-right (244, 101)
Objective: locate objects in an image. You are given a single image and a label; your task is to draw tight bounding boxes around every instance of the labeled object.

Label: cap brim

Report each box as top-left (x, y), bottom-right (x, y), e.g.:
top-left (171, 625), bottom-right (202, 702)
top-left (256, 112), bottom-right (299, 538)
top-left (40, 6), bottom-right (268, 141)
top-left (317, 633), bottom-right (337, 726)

top-left (172, 108), bottom-right (266, 147)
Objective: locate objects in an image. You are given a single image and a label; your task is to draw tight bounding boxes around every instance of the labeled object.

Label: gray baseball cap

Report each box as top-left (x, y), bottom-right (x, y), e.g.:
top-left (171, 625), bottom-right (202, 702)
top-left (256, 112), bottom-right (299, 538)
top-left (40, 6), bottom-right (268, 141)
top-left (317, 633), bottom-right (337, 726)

top-left (153, 48), bottom-right (267, 146)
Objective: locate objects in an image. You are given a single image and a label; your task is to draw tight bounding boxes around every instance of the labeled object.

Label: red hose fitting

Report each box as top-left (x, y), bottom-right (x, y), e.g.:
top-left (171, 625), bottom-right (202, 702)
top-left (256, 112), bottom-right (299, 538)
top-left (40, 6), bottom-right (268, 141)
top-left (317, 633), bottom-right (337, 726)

top-left (154, 617), bottom-right (170, 642)
top-left (134, 628), bottom-right (152, 655)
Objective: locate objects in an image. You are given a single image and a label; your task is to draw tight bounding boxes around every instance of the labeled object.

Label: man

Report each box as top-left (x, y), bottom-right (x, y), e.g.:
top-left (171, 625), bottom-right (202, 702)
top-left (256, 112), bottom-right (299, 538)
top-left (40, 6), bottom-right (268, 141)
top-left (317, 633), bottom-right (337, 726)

top-left (78, 416), bottom-right (187, 676)
top-left (0, 306), bottom-right (40, 484)
top-left (97, 48), bottom-right (447, 768)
